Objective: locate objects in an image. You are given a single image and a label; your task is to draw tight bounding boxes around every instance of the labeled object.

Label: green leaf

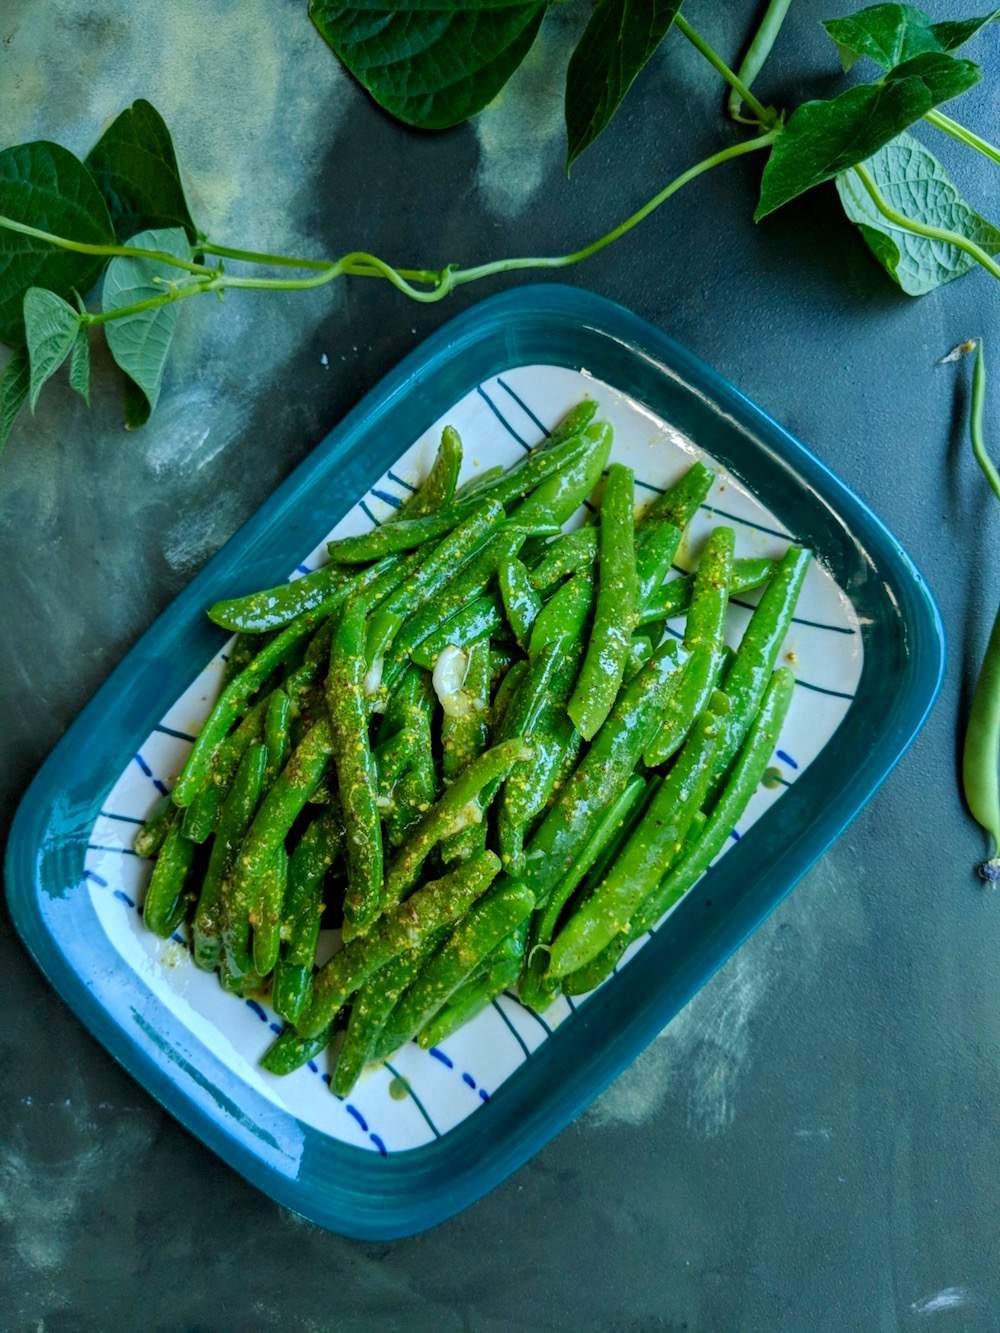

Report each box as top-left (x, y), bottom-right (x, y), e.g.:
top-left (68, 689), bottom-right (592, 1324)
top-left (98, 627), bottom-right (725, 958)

top-left (85, 99), bottom-right (198, 245)
top-left (0, 141), bottom-right (114, 346)
top-left (102, 226), bottom-right (192, 425)
top-left (309, 1), bottom-right (547, 129)
top-left (22, 288), bottom-right (81, 410)
top-left (755, 51), bottom-right (980, 220)
top-left (823, 5), bottom-right (998, 70)
top-left (0, 348), bottom-right (29, 453)
top-left (835, 132), bottom-right (1000, 294)
top-left (565, 0), bottom-right (682, 168)
top-left (69, 324), bottom-right (91, 405)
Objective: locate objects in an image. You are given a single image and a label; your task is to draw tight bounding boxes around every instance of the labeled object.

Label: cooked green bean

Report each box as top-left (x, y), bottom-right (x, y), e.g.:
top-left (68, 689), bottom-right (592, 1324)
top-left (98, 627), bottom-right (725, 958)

top-left (510, 421), bottom-right (612, 529)
top-left (636, 460), bottom-right (714, 542)
top-left (208, 563), bottom-right (345, 634)
top-left (455, 464), bottom-right (504, 500)
top-left (529, 526), bottom-right (598, 590)
top-left (134, 793), bottom-right (177, 858)
top-left (222, 630), bottom-right (273, 687)
top-left (541, 399), bottom-right (598, 449)
top-left (549, 697), bottom-right (728, 976)
top-left (252, 843), bottom-right (288, 976)
top-left (272, 810), bottom-right (343, 1023)
top-left (410, 594), bottom-right (505, 668)
top-left (518, 639), bottom-right (681, 913)
top-left (568, 464), bottom-right (638, 741)
top-left (181, 694), bottom-right (271, 842)
top-left (529, 572), bottom-right (594, 657)
top-left (263, 689), bottom-right (292, 785)
top-left (625, 634), bottom-right (653, 682)
top-left (173, 596), bottom-right (342, 807)
top-left (644, 526), bottom-right (734, 766)
top-left (518, 774), bottom-right (647, 1012)
top-left (417, 922), bottom-right (527, 1048)
top-left (403, 425), bottom-right (462, 518)
top-left (638, 556), bottom-right (775, 624)
top-left (143, 822), bottom-right (197, 938)
top-left (326, 597), bottom-right (383, 936)
top-left (260, 1024), bottom-right (333, 1076)
top-left (635, 518), bottom-right (682, 605)
top-left (464, 422), bottom-right (598, 512)
top-left (380, 499), bottom-right (504, 623)
top-left (489, 660), bottom-right (528, 732)
top-left (382, 880), bottom-right (535, 1053)
top-left (498, 556), bottom-right (542, 648)
top-left (365, 609), bottom-right (404, 668)
top-left (192, 739), bottom-right (267, 970)
top-left (440, 641), bottom-right (491, 864)
top-left (566, 668), bottom-right (795, 991)
top-left (711, 545), bottom-right (810, 782)
top-left (297, 850), bottom-right (501, 1037)
top-left (382, 739), bottom-right (529, 909)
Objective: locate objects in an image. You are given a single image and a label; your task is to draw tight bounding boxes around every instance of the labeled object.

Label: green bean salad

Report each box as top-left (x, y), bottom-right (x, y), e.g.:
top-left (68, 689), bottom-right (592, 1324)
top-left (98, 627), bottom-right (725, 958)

top-left (136, 401), bottom-right (809, 1096)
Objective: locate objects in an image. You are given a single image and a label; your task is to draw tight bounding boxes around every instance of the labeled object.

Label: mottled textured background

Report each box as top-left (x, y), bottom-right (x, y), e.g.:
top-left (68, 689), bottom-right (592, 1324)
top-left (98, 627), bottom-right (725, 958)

top-left (2, 1), bottom-right (999, 1329)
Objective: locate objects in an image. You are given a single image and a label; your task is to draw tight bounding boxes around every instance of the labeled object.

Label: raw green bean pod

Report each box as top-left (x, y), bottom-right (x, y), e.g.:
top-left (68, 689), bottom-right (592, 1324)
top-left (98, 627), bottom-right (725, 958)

top-left (326, 597), bottom-right (383, 935)
top-left (498, 555), bottom-right (542, 648)
top-left (134, 793), bottom-right (177, 858)
top-left (143, 822), bottom-right (198, 938)
top-left (382, 880), bottom-right (535, 1053)
top-left (568, 464), bottom-right (638, 740)
top-left (192, 739), bottom-right (268, 970)
top-left (297, 850), bottom-right (501, 1037)
top-left (549, 697), bottom-right (728, 977)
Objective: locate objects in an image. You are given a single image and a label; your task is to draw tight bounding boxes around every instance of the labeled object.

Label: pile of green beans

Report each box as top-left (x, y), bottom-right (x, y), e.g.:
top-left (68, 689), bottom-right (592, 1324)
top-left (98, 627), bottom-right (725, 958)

top-left (136, 401), bottom-right (810, 1098)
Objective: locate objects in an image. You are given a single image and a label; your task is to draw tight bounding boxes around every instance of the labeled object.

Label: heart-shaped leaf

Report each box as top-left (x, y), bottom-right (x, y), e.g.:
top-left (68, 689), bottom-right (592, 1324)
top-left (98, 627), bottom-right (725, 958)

top-left (309, 1), bottom-right (547, 129)
top-left (755, 51), bottom-right (980, 219)
top-left (69, 325), bottom-right (91, 405)
top-left (22, 288), bottom-right (81, 409)
top-left (836, 132), bottom-right (1000, 294)
top-left (823, 4), bottom-right (998, 71)
top-left (0, 348), bottom-right (29, 453)
top-left (0, 141), bottom-right (114, 346)
top-left (103, 226), bottom-right (192, 426)
top-left (85, 99), bottom-right (198, 244)
top-left (565, 0), bottom-right (682, 169)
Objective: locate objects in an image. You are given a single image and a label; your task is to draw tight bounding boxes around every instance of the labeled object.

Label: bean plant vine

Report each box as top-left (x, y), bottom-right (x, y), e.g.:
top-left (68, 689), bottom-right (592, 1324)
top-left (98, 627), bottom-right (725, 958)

top-left (0, 2), bottom-right (998, 448)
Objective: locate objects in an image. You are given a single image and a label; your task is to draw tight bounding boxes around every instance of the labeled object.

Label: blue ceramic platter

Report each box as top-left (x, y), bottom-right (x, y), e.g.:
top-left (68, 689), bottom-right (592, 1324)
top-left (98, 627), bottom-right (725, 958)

top-left (5, 286), bottom-right (944, 1239)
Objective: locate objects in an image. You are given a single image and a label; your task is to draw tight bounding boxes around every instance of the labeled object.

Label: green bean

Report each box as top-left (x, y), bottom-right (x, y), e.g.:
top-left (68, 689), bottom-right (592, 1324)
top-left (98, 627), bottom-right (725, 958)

top-left (568, 464), bottom-right (638, 741)
top-left (417, 923), bottom-right (527, 1048)
top-left (298, 850), bottom-right (501, 1037)
top-left (380, 499), bottom-right (504, 622)
top-left (712, 545), bottom-right (810, 783)
top-left (192, 740), bottom-right (267, 970)
top-left (272, 810), bottom-right (343, 1023)
top-left (173, 595), bottom-right (343, 808)
top-left (180, 695), bottom-right (270, 842)
top-left (380, 669), bottom-right (438, 848)
top-left (455, 464), bottom-right (504, 500)
top-left (567, 668), bottom-right (795, 991)
top-left (541, 399), bottom-right (598, 449)
top-left (134, 793), bottom-right (177, 858)
top-left (263, 689), bottom-right (292, 785)
top-left (549, 698), bottom-right (728, 977)
top-left (529, 526), bottom-right (598, 590)
top-left (636, 460), bottom-right (714, 541)
top-left (644, 526), bottom-right (734, 766)
top-left (409, 596), bottom-right (504, 670)
top-left (208, 563), bottom-right (345, 634)
top-left (326, 598), bottom-right (383, 936)
top-left (260, 1024), bottom-right (333, 1076)
top-left (440, 641), bottom-right (491, 864)
top-left (332, 929), bottom-right (447, 1094)
top-left (529, 573), bottom-right (594, 657)
top-left (143, 822), bottom-right (197, 938)
top-left (511, 421), bottom-right (613, 529)
top-left (625, 634), bottom-right (653, 682)
top-left (499, 556), bottom-right (541, 648)
top-left (382, 739), bottom-right (529, 909)
top-left (519, 639), bottom-right (681, 913)
top-left (518, 775), bottom-right (646, 1012)
top-left (403, 425), bottom-right (462, 518)
top-left (382, 881), bottom-right (535, 1052)
top-left (463, 422), bottom-right (598, 513)
top-left (252, 843), bottom-right (288, 976)
top-left (638, 556), bottom-right (775, 625)
top-left (221, 631), bottom-right (267, 686)
top-left (635, 518), bottom-right (682, 605)
top-left (365, 609), bottom-right (403, 667)
top-left (489, 659), bottom-right (528, 732)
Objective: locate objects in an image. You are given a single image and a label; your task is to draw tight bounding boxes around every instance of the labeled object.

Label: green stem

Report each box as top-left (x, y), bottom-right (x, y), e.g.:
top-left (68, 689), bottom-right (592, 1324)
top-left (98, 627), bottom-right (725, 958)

top-left (674, 14), bottom-right (776, 127)
top-left (728, 0), bottom-right (794, 123)
top-left (201, 240), bottom-right (438, 284)
top-left (924, 109), bottom-right (1000, 169)
top-left (83, 279), bottom-right (221, 325)
top-left (852, 163), bottom-right (1000, 284)
top-left (0, 214), bottom-right (210, 277)
top-left (970, 341), bottom-right (1000, 503)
